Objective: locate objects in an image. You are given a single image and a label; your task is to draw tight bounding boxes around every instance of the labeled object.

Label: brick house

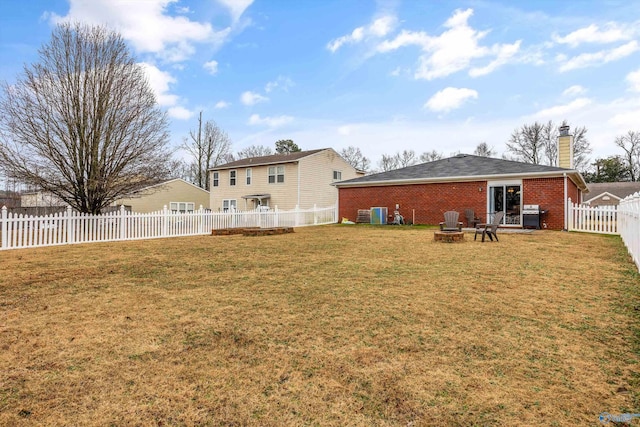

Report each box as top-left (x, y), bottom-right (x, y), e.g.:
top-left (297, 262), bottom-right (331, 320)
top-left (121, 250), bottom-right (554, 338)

top-left (335, 128), bottom-right (588, 231)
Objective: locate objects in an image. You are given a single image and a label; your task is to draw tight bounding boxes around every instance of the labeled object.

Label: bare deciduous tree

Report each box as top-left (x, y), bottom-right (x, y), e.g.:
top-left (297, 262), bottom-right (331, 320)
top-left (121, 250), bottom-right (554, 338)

top-left (615, 130), bottom-right (640, 181)
top-left (395, 150), bottom-right (418, 168)
top-left (507, 120), bottom-right (591, 169)
top-left (377, 154), bottom-right (399, 172)
top-left (182, 112), bottom-right (232, 190)
top-left (235, 145), bottom-right (274, 159)
top-left (420, 150), bottom-right (444, 162)
top-left (0, 23), bottom-right (170, 213)
top-left (473, 142), bottom-right (495, 157)
top-left (506, 122), bottom-right (545, 164)
top-left (340, 146), bottom-right (370, 171)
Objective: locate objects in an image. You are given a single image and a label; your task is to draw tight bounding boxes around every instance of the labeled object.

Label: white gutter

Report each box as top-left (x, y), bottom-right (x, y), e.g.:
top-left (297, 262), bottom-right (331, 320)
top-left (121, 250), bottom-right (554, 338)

top-left (335, 170), bottom-right (588, 190)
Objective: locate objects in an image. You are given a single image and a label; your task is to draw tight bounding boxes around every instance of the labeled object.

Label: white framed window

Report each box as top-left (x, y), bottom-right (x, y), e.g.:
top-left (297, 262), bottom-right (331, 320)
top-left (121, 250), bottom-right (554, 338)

top-left (170, 202), bottom-right (195, 213)
top-left (333, 170), bottom-right (342, 181)
top-left (268, 166), bottom-right (284, 183)
top-left (246, 168), bottom-right (252, 185)
top-left (222, 199), bottom-right (237, 212)
top-left (229, 170), bottom-right (237, 186)
top-left (212, 172), bottom-right (219, 187)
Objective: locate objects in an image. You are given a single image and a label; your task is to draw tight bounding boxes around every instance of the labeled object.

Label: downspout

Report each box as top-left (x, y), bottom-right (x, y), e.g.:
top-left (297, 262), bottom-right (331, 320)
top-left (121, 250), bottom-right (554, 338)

top-left (563, 173), bottom-right (568, 231)
top-left (297, 161), bottom-right (301, 207)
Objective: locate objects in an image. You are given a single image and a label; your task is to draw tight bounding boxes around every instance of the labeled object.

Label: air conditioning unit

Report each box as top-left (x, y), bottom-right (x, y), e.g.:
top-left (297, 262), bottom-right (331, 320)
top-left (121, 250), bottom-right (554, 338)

top-left (370, 207), bottom-right (388, 225)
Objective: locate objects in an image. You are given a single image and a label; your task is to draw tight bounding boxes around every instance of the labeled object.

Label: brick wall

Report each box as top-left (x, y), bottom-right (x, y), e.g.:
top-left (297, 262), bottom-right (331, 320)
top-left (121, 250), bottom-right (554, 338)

top-left (339, 177), bottom-right (579, 230)
top-left (522, 177), bottom-right (578, 230)
top-left (339, 181), bottom-right (487, 226)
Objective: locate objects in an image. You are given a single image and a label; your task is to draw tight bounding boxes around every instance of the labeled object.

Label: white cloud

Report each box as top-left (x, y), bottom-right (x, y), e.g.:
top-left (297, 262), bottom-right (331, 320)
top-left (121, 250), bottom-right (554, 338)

top-left (265, 76), bottom-right (294, 93)
top-left (215, 100), bottom-right (230, 109)
top-left (216, 0), bottom-right (253, 23)
top-left (562, 85), bottom-right (587, 97)
top-left (609, 109), bottom-right (640, 127)
top-left (553, 23), bottom-right (633, 47)
top-left (377, 8), bottom-right (520, 80)
top-left (168, 106), bottom-right (195, 120)
top-left (138, 62), bottom-right (178, 106)
top-left (49, 0), bottom-right (231, 63)
top-left (203, 60), bottom-right (219, 75)
top-left (627, 69), bottom-right (640, 92)
top-left (469, 41), bottom-right (521, 77)
top-left (240, 91), bottom-right (268, 106)
top-left (424, 87), bottom-right (478, 113)
top-left (558, 41), bottom-right (639, 72)
top-left (248, 114), bottom-right (293, 127)
top-left (327, 15), bottom-right (397, 52)
top-left (531, 97), bottom-right (592, 119)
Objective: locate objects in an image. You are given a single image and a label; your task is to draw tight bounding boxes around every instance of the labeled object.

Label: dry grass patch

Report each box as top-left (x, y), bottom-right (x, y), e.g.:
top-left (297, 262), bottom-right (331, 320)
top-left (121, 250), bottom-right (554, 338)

top-left (1, 225), bottom-right (639, 426)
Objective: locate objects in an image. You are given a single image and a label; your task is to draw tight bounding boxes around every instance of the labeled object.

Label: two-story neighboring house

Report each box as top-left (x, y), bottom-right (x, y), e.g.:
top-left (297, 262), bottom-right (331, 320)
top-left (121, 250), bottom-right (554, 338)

top-left (208, 148), bottom-right (365, 211)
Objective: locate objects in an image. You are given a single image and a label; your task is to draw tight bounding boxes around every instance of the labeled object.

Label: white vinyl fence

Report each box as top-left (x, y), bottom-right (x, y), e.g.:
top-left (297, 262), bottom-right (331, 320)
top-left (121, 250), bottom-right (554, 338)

top-left (618, 192), bottom-right (640, 272)
top-left (567, 198), bottom-right (618, 234)
top-left (0, 204), bottom-right (337, 251)
top-left (568, 194), bottom-right (640, 272)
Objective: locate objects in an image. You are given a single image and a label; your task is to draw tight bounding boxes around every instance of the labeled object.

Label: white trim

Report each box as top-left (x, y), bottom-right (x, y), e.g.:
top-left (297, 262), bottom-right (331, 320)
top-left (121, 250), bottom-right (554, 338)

top-left (335, 170), bottom-right (587, 191)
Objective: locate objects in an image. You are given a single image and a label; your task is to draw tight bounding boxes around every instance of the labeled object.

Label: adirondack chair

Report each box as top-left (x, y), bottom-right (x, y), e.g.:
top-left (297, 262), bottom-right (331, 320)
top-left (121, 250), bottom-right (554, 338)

top-left (474, 211), bottom-right (505, 242)
top-left (465, 208), bottom-right (480, 228)
top-left (439, 211), bottom-right (463, 232)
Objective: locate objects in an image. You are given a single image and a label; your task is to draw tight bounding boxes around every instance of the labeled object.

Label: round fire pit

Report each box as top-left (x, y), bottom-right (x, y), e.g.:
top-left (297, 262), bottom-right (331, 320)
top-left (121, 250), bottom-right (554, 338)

top-left (433, 231), bottom-right (465, 242)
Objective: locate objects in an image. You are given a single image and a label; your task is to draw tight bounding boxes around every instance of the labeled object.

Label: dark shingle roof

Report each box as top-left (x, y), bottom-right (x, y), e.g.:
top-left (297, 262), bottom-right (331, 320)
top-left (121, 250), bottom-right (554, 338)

top-left (335, 154), bottom-right (585, 187)
top-left (585, 182), bottom-right (640, 201)
top-left (210, 149), bottom-right (327, 170)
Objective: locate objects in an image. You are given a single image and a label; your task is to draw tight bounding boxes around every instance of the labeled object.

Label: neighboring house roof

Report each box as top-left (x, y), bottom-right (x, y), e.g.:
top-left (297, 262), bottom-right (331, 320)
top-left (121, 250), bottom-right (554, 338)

top-left (209, 149), bottom-right (328, 171)
top-left (583, 182), bottom-right (640, 203)
top-left (335, 154), bottom-right (588, 190)
top-left (124, 178), bottom-right (210, 196)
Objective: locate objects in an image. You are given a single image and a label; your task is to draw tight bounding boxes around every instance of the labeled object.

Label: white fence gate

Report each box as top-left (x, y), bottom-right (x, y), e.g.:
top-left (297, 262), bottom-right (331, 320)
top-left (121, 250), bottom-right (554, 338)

top-left (0, 204), bottom-right (338, 251)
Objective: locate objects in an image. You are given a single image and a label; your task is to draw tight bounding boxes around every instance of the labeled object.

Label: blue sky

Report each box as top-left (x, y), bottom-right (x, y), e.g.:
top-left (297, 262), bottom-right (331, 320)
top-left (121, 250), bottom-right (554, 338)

top-left (1, 0), bottom-right (639, 168)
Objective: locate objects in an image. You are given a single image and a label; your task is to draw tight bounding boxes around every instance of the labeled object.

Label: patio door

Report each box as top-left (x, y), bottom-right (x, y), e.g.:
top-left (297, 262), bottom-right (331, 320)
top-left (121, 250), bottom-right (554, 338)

top-left (488, 182), bottom-right (521, 226)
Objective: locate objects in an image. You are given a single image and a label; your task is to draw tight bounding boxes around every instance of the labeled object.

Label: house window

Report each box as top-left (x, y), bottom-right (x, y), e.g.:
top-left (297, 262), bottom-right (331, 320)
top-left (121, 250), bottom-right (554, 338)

top-left (333, 170), bottom-right (342, 181)
top-left (229, 170), bottom-right (237, 186)
top-left (246, 168), bottom-right (252, 185)
top-left (268, 166), bottom-right (284, 183)
top-left (222, 199), bottom-right (237, 212)
top-left (212, 172), bottom-right (219, 187)
top-left (170, 202), bottom-right (195, 213)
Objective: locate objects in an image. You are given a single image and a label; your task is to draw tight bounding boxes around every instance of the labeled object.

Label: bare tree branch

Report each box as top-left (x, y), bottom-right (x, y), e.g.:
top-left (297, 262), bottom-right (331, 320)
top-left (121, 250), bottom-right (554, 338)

top-left (0, 23), bottom-right (170, 213)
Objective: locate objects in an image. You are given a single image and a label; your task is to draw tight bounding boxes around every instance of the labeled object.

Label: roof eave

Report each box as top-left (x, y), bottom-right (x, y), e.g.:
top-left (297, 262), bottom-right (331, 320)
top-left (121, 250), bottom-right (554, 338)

top-left (336, 170), bottom-right (588, 190)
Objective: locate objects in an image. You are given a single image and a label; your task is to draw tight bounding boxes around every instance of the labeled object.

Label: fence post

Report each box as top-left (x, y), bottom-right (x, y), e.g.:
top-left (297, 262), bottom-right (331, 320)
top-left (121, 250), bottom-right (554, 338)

top-left (119, 205), bottom-right (127, 240)
top-left (295, 205), bottom-right (300, 227)
top-left (567, 198), bottom-right (572, 231)
top-left (198, 205), bottom-right (204, 234)
top-left (274, 205), bottom-right (279, 228)
top-left (163, 205), bottom-right (168, 237)
top-left (1, 206), bottom-right (7, 250)
top-left (313, 204), bottom-right (318, 225)
top-left (66, 206), bottom-right (74, 244)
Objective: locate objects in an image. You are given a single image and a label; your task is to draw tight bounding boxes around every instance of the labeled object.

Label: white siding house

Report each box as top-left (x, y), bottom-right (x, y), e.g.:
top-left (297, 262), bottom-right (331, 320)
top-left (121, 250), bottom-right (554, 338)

top-left (208, 148), bottom-right (364, 211)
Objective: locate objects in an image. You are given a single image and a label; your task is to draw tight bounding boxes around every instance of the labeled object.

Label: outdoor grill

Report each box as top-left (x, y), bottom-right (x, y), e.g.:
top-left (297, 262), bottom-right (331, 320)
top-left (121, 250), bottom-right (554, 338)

top-left (522, 204), bottom-right (547, 229)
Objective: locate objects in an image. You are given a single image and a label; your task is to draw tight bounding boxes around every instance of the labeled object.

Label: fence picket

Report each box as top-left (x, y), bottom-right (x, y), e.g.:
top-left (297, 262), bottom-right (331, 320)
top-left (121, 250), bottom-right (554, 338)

top-left (0, 204), bottom-right (337, 251)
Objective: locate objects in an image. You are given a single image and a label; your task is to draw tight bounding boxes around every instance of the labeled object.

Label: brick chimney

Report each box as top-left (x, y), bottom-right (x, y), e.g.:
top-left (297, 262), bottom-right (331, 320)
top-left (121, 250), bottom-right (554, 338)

top-left (558, 125), bottom-right (574, 169)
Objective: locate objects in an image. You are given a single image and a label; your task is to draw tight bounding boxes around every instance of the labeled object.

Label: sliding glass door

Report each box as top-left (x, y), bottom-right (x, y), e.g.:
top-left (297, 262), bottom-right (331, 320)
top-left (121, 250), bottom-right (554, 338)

top-left (488, 182), bottom-right (521, 226)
